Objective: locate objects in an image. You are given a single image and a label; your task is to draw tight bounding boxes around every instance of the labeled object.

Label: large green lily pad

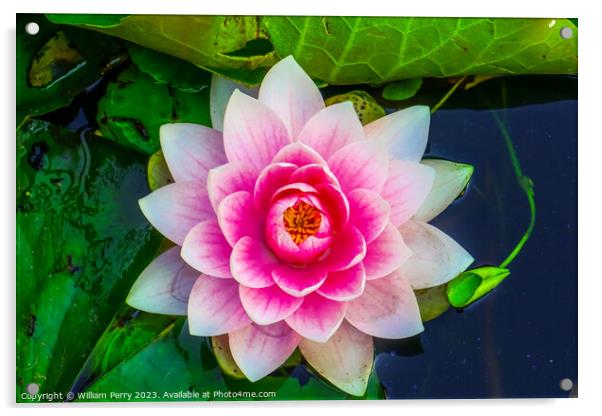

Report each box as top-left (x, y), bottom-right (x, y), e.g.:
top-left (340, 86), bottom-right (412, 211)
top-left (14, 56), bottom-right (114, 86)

top-left (16, 120), bottom-right (163, 401)
top-left (264, 17), bottom-right (577, 85)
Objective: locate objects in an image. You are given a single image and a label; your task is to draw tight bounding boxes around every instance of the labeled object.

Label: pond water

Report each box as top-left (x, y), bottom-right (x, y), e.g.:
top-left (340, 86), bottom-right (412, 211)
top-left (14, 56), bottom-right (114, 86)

top-left (40, 72), bottom-right (578, 399)
top-left (375, 99), bottom-right (578, 398)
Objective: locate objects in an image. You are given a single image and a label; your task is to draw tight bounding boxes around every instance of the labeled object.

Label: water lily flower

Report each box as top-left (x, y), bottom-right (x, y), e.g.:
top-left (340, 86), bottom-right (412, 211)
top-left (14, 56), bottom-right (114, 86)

top-left (127, 56), bottom-right (473, 396)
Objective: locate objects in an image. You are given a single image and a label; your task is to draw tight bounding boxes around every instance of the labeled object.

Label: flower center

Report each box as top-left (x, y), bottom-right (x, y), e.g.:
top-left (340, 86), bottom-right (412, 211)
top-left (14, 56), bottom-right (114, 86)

top-left (283, 200), bottom-right (322, 245)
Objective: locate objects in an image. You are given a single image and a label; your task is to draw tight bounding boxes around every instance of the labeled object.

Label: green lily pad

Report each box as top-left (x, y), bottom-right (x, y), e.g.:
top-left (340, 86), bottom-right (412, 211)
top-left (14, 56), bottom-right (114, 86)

top-left (81, 320), bottom-right (221, 401)
top-left (447, 266), bottom-right (511, 308)
top-left (264, 16), bottom-right (578, 85)
top-left (325, 90), bottom-right (385, 125)
top-left (129, 44), bottom-right (212, 93)
top-left (17, 14), bottom-right (125, 126)
top-left (382, 78), bottom-right (423, 101)
top-left (96, 64), bottom-right (211, 155)
top-left (16, 120), bottom-right (163, 401)
top-left (67, 306), bottom-right (177, 395)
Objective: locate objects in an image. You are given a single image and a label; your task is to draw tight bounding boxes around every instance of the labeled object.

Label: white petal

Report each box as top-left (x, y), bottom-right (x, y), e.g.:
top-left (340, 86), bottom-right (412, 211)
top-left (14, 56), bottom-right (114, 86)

top-left (299, 321), bottom-right (373, 397)
top-left (398, 220), bottom-right (474, 289)
top-left (138, 182), bottom-right (214, 245)
top-left (413, 159), bottom-right (474, 222)
top-left (364, 105), bottom-right (430, 161)
top-left (126, 247), bottom-right (198, 315)
top-left (346, 272), bottom-right (423, 339)
top-left (210, 75), bottom-right (258, 131)
top-left (159, 123), bottom-right (226, 183)
top-left (259, 56), bottom-right (325, 138)
top-left (229, 322), bottom-right (299, 381)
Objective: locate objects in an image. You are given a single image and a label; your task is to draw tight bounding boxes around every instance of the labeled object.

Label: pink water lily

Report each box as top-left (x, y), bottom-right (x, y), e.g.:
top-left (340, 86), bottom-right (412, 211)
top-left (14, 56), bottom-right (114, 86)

top-left (127, 56), bottom-right (473, 396)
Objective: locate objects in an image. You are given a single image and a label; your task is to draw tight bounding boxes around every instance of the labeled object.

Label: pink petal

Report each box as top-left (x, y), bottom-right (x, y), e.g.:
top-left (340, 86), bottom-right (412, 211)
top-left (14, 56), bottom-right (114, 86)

top-left (364, 105), bottom-right (430, 161)
top-left (347, 189), bottom-right (391, 244)
top-left (229, 321), bottom-right (300, 382)
top-left (217, 191), bottom-right (262, 247)
top-left (187, 276), bottom-right (250, 336)
top-left (381, 160), bottom-right (435, 227)
top-left (253, 163), bottom-right (297, 210)
top-left (328, 140), bottom-right (388, 194)
top-left (270, 183), bottom-right (319, 205)
top-left (210, 75), bottom-right (258, 132)
top-left (297, 102), bottom-right (364, 159)
top-left (258, 56), bottom-right (325, 139)
top-left (223, 90), bottom-right (291, 172)
top-left (299, 321), bottom-right (373, 397)
top-left (159, 123), bottom-right (227, 183)
top-left (321, 225), bottom-right (366, 272)
top-left (207, 161), bottom-right (256, 213)
top-left (126, 246), bottom-right (199, 315)
top-left (317, 262), bottom-right (366, 302)
top-left (181, 220), bottom-right (232, 278)
top-left (289, 164), bottom-right (340, 189)
top-left (285, 292), bottom-right (347, 342)
top-left (363, 223), bottom-right (412, 280)
top-left (139, 182), bottom-right (214, 245)
top-left (272, 142), bottom-right (328, 166)
top-left (239, 284), bottom-right (303, 325)
top-left (314, 183), bottom-right (349, 231)
top-left (230, 237), bottom-right (278, 288)
top-left (272, 263), bottom-right (328, 297)
top-left (346, 272), bottom-right (423, 339)
top-left (398, 220), bottom-right (474, 289)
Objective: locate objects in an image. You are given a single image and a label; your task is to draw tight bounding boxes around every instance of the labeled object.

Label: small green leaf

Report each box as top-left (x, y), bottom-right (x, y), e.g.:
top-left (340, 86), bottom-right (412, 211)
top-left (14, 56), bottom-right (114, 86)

top-left (447, 266), bottom-right (511, 308)
top-left (325, 90), bottom-right (385, 125)
top-left (415, 284), bottom-right (450, 322)
top-left (211, 335), bottom-right (246, 380)
top-left (147, 150), bottom-right (173, 191)
top-left (382, 78), bottom-right (423, 101)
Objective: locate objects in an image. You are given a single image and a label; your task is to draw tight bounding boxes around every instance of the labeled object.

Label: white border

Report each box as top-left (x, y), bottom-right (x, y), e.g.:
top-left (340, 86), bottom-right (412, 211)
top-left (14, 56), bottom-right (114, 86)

top-left (3, 1), bottom-right (601, 415)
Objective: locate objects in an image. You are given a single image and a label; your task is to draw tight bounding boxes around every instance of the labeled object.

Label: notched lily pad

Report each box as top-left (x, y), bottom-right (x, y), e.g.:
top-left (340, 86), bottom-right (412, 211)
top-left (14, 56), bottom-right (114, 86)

top-left (47, 14), bottom-right (277, 86)
top-left (129, 44), bottom-right (212, 93)
top-left (17, 14), bottom-right (125, 125)
top-left (325, 90), bottom-right (385, 125)
top-left (447, 266), bottom-right (511, 308)
top-left (96, 64), bottom-right (211, 154)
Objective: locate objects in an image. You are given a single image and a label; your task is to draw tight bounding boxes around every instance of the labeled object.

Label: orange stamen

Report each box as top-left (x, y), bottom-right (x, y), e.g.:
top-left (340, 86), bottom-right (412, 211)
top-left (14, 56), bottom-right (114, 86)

top-left (283, 201), bottom-right (322, 245)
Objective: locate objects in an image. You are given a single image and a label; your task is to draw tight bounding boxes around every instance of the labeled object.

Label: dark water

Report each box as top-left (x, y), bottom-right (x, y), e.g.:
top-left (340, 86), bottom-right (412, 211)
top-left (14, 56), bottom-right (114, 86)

top-left (375, 100), bottom-right (578, 399)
